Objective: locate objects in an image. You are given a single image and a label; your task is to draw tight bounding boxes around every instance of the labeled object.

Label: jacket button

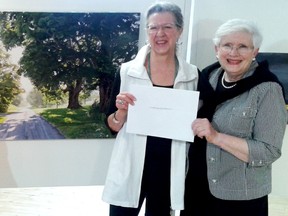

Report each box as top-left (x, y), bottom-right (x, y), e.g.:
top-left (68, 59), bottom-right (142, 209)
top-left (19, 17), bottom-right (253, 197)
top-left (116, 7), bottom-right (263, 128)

top-left (209, 157), bottom-right (216, 162)
top-left (212, 179), bottom-right (217, 184)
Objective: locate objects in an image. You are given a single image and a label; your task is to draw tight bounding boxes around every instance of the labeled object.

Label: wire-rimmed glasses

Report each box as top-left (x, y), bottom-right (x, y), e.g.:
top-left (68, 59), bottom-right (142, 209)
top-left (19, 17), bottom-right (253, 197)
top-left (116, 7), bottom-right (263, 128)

top-left (219, 44), bottom-right (254, 55)
top-left (146, 23), bottom-right (177, 34)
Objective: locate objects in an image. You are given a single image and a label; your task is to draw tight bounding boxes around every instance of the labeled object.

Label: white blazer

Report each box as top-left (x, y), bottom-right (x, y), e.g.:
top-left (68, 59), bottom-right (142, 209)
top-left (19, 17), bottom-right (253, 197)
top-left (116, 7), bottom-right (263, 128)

top-left (102, 45), bottom-right (198, 210)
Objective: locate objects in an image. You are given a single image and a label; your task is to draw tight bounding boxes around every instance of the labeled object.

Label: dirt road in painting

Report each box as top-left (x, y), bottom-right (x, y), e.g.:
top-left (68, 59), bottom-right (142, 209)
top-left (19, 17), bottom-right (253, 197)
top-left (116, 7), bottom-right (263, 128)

top-left (0, 108), bottom-right (65, 140)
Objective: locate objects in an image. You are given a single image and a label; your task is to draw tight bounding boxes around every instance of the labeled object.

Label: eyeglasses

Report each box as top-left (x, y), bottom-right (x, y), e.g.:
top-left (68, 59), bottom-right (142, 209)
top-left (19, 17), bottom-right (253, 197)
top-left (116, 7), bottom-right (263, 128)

top-left (219, 44), bottom-right (254, 55)
top-left (146, 23), bottom-right (177, 34)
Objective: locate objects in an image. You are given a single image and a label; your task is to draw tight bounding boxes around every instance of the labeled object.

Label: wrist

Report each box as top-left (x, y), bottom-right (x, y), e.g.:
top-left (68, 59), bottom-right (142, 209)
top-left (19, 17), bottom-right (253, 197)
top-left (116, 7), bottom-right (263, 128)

top-left (112, 111), bottom-right (120, 124)
top-left (213, 132), bottom-right (223, 148)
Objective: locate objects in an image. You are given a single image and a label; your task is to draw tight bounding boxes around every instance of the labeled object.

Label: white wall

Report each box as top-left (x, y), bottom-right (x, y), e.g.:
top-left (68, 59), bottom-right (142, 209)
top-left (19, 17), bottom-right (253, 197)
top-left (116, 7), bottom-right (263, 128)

top-left (272, 126), bottom-right (288, 197)
top-left (190, 0), bottom-right (288, 197)
top-left (0, 139), bottom-right (114, 187)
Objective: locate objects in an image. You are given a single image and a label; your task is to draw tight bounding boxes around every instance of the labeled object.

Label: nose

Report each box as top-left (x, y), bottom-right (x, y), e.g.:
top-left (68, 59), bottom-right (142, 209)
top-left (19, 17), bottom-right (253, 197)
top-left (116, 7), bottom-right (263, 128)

top-left (229, 47), bottom-right (240, 55)
top-left (156, 26), bottom-right (166, 35)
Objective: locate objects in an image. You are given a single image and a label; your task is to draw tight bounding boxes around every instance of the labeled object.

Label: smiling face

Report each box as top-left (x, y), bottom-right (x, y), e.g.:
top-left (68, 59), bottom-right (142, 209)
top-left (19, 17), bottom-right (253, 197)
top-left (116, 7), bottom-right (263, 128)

top-left (215, 31), bottom-right (259, 81)
top-left (147, 12), bottom-right (182, 56)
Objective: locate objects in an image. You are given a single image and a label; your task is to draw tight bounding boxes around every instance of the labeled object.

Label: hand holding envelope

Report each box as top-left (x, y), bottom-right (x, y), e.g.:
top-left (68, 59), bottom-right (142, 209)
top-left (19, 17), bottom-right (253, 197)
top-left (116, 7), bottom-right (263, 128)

top-left (126, 84), bottom-right (199, 142)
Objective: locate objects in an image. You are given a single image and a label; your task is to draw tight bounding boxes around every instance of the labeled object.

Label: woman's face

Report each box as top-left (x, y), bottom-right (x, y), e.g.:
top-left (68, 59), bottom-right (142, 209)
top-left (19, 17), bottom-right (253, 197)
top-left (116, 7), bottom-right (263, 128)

top-left (146, 12), bottom-right (182, 56)
top-left (215, 31), bottom-right (259, 80)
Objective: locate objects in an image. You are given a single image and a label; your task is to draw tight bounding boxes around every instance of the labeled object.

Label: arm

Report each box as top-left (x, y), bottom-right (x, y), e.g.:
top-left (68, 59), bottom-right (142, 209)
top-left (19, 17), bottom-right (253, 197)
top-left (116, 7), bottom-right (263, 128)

top-left (192, 118), bottom-right (249, 162)
top-left (106, 96), bottom-right (135, 132)
top-left (192, 82), bottom-right (287, 164)
top-left (246, 82), bottom-right (287, 165)
top-left (105, 70), bottom-right (136, 133)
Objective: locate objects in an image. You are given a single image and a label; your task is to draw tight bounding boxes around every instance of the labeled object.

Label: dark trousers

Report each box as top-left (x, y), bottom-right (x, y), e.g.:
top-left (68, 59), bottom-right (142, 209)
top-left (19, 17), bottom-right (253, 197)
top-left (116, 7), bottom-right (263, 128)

top-left (180, 188), bottom-right (268, 216)
top-left (109, 136), bottom-right (172, 216)
top-left (181, 141), bottom-right (268, 216)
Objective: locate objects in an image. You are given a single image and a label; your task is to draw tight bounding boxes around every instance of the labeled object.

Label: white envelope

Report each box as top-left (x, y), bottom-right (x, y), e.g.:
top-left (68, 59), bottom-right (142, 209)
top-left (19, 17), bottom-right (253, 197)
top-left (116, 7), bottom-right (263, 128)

top-left (126, 84), bottom-right (199, 142)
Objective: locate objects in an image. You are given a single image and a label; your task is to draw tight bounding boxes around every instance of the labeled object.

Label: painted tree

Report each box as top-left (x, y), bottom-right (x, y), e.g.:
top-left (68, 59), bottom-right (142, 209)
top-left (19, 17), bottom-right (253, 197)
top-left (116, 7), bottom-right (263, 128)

top-left (0, 46), bottom-right (21, 113)
top-left (0, 12), bottom-right (140, 110)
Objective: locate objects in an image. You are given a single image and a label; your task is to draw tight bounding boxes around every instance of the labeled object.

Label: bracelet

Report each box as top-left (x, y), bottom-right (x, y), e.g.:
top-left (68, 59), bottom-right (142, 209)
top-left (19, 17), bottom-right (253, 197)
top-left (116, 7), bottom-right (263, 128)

top-left (112, 111), bottom-right (120, 124)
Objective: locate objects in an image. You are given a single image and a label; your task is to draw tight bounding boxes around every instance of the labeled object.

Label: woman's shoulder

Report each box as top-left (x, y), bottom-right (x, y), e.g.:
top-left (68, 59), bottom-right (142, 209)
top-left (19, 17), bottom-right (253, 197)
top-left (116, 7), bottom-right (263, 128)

top-left (254, 80), bottom-right (284, 95)
top-left (182, 60), bottom-right (199, 72)
top-left (202, 62), bottom-right (221, 73)
top-left (176, 58), bottom-right (199, 78)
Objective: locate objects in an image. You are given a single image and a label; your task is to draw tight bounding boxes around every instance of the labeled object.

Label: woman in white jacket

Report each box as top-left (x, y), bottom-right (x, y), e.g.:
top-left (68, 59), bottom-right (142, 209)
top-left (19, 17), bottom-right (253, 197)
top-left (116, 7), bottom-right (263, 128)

top-left (102, 2), bottom-right (199, 215)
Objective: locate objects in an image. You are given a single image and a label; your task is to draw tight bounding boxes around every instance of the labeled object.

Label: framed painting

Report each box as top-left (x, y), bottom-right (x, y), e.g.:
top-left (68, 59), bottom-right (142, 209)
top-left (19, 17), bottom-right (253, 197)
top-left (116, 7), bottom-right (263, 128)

top-left (0, 11), bottom-right (140, 140)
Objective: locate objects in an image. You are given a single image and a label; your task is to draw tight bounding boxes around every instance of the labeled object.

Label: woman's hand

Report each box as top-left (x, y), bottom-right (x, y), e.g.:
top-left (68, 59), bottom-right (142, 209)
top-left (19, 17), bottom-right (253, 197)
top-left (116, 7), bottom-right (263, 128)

top-left (115, 92), bottom-right (136, 120)
top-left (108, 92), bottom-right (136, 132)
top-left (192, 118), bottom-right (249, 162)
top-left (115, 92), bottom-right (136, 110)
top-left (192, 118), bottom-right (219, 143)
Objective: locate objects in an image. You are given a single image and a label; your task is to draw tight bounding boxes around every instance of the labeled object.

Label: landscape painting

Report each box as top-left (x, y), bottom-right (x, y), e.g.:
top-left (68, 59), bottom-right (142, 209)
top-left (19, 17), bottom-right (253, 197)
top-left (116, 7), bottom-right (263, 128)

top-left (0, 12), bottom-right (140, 140)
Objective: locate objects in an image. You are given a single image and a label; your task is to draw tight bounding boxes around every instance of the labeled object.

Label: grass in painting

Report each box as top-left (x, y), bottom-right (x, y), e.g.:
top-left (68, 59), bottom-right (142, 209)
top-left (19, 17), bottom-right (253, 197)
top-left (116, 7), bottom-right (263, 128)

top-left (36, 106), bottom-right (114, 139)
top-left (0, 105), bottom-right (18, 123)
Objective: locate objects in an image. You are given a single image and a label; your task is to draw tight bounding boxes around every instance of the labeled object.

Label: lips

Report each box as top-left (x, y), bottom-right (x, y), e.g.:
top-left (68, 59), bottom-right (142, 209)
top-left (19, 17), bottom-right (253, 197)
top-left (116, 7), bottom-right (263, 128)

top-left (156, 40), bottom-right (167, 45)
top-left (227, 59), bottom-right (241, 65)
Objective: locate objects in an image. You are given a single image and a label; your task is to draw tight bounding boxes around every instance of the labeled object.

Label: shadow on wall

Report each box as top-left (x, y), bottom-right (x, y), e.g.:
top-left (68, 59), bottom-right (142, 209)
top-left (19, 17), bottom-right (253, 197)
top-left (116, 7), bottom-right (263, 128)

top-left (191, 19), bottom-right (223, 70)
top-left (0, 139), bottom-right (115, 188)
top-left (265, 39), bottom-right (288, 53)
top-left (0, 141), bottom-right (17, 187)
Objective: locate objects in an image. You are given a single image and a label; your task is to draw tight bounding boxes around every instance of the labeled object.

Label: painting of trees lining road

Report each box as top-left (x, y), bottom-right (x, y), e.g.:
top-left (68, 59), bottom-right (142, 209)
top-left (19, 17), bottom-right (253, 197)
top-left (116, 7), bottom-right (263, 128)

top-left (0, 12), bottom-right (140, 140)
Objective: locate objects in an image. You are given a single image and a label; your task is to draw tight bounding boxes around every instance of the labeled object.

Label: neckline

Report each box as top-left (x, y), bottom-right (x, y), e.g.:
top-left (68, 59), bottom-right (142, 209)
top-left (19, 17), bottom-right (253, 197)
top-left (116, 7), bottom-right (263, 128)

top-left (221, 73), bottom-right (237, 89)
top-left (147, 52), bottom-right (179, 83)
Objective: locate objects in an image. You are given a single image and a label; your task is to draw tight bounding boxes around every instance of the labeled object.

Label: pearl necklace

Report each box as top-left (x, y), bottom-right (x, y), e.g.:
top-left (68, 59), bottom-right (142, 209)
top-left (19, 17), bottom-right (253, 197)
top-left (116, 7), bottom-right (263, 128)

top-left (221, 73), bottom-right (237, 89)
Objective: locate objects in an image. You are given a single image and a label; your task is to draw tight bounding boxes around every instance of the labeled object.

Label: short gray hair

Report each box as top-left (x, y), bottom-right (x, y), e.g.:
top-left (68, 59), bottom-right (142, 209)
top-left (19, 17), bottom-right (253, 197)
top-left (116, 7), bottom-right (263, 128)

top-left (146, 1), bottom-right (183, 30)
top-left (213, 19), bottom-right (263, 49)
